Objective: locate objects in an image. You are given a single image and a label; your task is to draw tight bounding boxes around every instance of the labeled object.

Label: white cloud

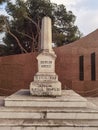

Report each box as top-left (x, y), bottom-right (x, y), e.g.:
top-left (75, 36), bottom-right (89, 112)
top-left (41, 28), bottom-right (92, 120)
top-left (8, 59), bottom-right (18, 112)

top-left (0, 8), bottom-right (7, 16)
top-left (50, 0), bottom-right (86, 11)
top-left (11, 0), bottom-right (27, 4)
top-left (51, 0), bottom-right (98, 36)
top-left (51, 0), bottom-right (82, 6)
top-left (75, 9), bottom-right (98, 35)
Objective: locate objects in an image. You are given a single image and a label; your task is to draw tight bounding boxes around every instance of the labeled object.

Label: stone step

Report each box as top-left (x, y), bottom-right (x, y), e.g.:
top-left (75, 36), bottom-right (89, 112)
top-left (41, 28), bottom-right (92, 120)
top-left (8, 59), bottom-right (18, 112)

top-left (2, 89), bottom-right (98, 129)
top-left (4, 89), bottom-right (97, 109)
top-left (0, 106), bottom-right (98, 120)
top-left (4, 100), bottom-right (88, 108)
top-left (0, 119), bottom-right (98, 128)
top-left (0, 126), bottom-right (98, 130)
top-left (0, 106), bottom-right (97, 112)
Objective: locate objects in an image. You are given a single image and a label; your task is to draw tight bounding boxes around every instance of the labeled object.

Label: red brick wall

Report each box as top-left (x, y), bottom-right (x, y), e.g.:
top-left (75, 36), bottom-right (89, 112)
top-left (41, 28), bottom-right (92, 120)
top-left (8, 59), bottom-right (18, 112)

top-left (0, 53), bottom-right (37, 95)
top-left (69, 29), bottom-right (98, 96)
top-left (0, 29), bottom-right (98, 96)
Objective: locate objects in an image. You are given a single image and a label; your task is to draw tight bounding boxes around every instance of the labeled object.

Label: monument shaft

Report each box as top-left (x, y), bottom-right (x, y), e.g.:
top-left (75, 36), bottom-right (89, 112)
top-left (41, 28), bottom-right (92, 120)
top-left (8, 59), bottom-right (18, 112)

top-left (30, 17), bottom-right (61, 96)
top-left (41, 17), bottom-right (52, 52)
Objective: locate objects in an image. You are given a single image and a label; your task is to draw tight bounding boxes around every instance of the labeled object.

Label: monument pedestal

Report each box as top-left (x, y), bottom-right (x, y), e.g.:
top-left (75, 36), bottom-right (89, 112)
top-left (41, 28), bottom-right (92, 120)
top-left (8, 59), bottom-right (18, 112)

top-left (30, 51), bottom-right (61, 96)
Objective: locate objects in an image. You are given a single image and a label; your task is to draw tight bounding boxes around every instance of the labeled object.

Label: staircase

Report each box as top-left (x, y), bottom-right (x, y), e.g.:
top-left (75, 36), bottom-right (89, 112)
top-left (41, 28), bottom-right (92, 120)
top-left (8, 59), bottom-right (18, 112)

top-left (0, 89), bottom-right (98, 130)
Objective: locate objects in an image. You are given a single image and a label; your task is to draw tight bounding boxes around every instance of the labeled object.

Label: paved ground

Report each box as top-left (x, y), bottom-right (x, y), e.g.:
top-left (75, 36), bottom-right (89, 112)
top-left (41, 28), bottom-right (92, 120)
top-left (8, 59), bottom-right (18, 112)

top-left (87, 97), bottom-right (98, 106)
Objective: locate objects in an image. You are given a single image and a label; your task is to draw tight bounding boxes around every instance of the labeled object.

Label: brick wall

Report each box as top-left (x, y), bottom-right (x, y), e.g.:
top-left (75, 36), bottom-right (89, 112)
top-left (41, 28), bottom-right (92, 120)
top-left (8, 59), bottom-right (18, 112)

top-left (0, 53), bottom-right (37, 95)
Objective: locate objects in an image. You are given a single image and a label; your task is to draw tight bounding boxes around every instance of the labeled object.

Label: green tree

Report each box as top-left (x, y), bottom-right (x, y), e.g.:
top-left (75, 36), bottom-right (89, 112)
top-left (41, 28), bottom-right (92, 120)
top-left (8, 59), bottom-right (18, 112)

top-left (0, 0), bottom-right (82, 56)
top-left (0, 0), bottom-right (10, 56)
top-left (53, 4), bottom-right (81, 46)
top-left (0, 0), bottom-right (6, 4)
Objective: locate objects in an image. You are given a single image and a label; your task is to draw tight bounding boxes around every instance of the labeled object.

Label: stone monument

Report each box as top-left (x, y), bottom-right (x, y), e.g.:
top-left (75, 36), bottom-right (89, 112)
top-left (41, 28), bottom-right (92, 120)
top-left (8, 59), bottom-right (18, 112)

top-left (0, 17), bottom-right (98, 130)
top-left (30, 17), bottom-right (61, 96)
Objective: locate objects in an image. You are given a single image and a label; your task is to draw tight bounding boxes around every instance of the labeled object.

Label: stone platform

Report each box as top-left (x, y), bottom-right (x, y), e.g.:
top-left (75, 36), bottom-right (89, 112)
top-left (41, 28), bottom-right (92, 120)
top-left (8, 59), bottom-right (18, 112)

top-left (0, 89), bottom-right (98, 130)
top-left (5, 89), bottom-right (90, 108)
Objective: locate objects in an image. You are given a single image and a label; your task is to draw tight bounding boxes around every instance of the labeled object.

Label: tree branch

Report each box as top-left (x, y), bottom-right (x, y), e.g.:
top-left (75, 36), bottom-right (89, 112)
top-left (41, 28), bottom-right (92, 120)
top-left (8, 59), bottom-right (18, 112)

top-left (8, 31), bottom-right (28, 53)
top-left (3, 16), bottom-right (28, 53)
top-left (25, 15), bottom-right (41, 51)
top-left (25, 15), bottom-right (40, 33)
top-left (15, 30), bottom-right (33, 40)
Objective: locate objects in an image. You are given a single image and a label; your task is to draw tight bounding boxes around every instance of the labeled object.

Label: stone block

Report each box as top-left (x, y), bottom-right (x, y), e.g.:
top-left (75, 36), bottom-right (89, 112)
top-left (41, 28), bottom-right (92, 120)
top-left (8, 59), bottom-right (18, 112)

top-left (37, 53), bottom-right (56, 73)
top-left (23, 127), bottom-right (35, 130)
top-left (11, 127), bottom-right (22, 130)
top-left (37, 127), bottom-right (83, 130)
top-left (37, 127), bottom-right (52, 130)
top-left (0, 127), bottom-right (11, 130)
top-left (47, 112), bottom-right (98, 120)
top-left (83, 128), bottom-right (98, 130)
top-left (30, 81), bottom-right (61, 96)
top-left (0, 111), bottom-right (41, 119)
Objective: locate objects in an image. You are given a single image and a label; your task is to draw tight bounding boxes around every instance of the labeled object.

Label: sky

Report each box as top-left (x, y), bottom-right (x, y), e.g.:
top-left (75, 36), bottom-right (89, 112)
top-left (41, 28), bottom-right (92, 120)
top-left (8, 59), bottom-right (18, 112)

top-left (0, 0), bottom-right (98, 41)
top-left (51, 0), bottom-right (98, 36)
